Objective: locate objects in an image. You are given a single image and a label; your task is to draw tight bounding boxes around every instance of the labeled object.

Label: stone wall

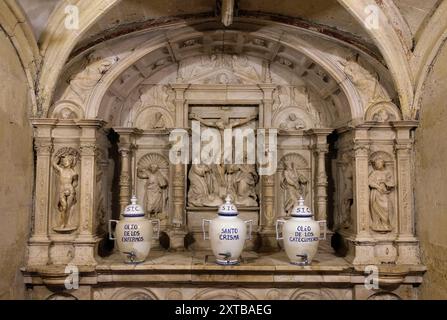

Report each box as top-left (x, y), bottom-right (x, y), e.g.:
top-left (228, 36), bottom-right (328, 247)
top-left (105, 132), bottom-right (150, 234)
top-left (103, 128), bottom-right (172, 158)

top-left (415, 41), bottom-right (447, 300)
top-left (0, 29), bottom-right (34, 299)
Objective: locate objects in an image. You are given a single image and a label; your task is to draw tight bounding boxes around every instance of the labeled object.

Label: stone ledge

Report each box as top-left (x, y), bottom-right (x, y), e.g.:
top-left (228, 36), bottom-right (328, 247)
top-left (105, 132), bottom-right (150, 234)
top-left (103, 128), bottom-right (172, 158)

top-left (22, 250), bottom-right (426, 287)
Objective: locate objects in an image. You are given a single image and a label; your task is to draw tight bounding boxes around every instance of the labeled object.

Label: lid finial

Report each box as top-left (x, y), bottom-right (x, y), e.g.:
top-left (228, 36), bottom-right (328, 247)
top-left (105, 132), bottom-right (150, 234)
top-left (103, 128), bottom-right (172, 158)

top-left (291, 196), bottom-right (313, 218)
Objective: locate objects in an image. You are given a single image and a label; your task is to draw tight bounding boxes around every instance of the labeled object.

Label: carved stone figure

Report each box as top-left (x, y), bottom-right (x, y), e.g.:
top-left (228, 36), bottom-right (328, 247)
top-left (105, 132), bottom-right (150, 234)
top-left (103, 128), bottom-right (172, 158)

top-left (281, 160), bottom-right (308, 214)
top-left (342, 58), bottom-right (390, 108)
top-left (373, 109), bottom-right (393, 122)
top-left (279, 113), bottom-right (306, 130)
top-left (190, 112), bottom-right (257, 131)
top-left (58, 107), bottom-right (77, 120)
top-left (65, 52), bottom-right (117, 103)
top-left (52, 148), bottom-right (79, 231)
top-left (369, 157), bottom-right (395, 232)
top-left (339, 154), bottom-right (353, 229)
top-left (137, 164), bottom-right (168, 219)
top-left (234, 164), bottom-right (259, 207)
top-left (187, 164), bottom-right (222, 207)
top-left (139, 85), bottom-right (175, 112)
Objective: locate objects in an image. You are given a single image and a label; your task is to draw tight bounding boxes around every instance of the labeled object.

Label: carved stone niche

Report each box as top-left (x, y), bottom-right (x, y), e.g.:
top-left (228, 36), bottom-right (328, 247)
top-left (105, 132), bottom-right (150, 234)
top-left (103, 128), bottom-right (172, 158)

top-left (276, 130), bottom-right (315, 220)
top-left (136, 153), bottom-right (170, 223)
top-left (132, 130), bottom-right (172, 248)
top-left (276, 153), bottom-right (311, 217)
top-left (51, 146), bottom-right (80, 234)
top-left (368, 151), bottom-right (397, 235)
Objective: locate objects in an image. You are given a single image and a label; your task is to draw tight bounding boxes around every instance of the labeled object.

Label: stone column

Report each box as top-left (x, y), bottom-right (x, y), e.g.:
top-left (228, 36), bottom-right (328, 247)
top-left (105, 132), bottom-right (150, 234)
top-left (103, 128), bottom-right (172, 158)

top-left (169, 160), bottom-right (187, 251)
top-left (259, 84), bottom-right (277, 128)
top-left (171, 84), bottom-right (189, 128)
top-left (28, 119), bottom-right (57, 265)
top-left (118, 146), bottom-right (132, 213)
top-left (348, 126), bottom-right (375, 264)
top-left (114, 128), bottom-right (140, 212)
top-left (314, 144), bottom-right (329, 221)
top-left (72, 120), bottom-right (105, 266)
top-left (258, 128), bottom-right (279, 252)
top-left (309, 130), bottom-right (332, 221)
top-left (393, 121), bottom-right (420, 264)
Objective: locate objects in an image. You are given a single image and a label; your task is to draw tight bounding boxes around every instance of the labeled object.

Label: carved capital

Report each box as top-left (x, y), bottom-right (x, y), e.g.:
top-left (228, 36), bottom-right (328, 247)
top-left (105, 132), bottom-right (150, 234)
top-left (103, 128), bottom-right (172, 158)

top-left (34, 139), bottom-right (53, 155)
top-left (394, 142), bottom-right (413, 154)
top-left (353, 143), bottom-right (370, 157)
top-left (80, 143), bottom-right (97, 157)
top-left (313, 144), bottom-right (329, 155)
top-left (118, 148), bottom-right (131, 157)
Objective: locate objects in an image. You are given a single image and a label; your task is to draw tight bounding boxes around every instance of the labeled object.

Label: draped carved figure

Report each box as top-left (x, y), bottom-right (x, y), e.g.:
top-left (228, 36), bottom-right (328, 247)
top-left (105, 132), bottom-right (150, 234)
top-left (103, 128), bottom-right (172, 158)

top-left (137, 154), bottom-right (169, 220)
top-left (339, 154), bottom-right (354, 229)
top-left (52, 148), bottom-right (79, 231)
top-left (188, 164), bottom-right (222, 207)
top-left (368, 157), bottom-right (395, 232)
top-left (233, 164), bottom-right (259, 207)
top-left (281, 159), bottom-right (308, 214)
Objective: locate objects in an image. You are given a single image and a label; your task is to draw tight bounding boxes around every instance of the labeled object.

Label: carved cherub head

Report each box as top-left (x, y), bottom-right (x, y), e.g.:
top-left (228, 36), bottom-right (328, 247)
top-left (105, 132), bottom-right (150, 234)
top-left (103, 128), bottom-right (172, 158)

top-left (149, 164), bottom-right (159, 173)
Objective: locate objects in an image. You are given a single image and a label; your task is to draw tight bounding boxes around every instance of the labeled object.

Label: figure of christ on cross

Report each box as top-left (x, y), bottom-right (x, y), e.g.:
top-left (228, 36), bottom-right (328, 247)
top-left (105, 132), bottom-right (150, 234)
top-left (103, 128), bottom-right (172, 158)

top-left (189, 111), bottom-right (258, 199)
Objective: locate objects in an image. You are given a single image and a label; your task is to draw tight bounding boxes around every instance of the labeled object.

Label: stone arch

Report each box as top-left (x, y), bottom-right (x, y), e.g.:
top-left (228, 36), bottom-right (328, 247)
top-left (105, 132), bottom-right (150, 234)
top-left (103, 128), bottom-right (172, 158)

top-left (133, 106), bottom-right (175, 130)
top-left (365, 102), bottom-right (402, 122)
top-left (367, 292), bottom-right (401, 300)
top-left (337, 0), bottom-right (413, 119)
top-left (50, 100), bottom-right (85, 120)
top-left (290, 289), bottom-right (337, 300)
top-left (38, 0), bottom-right (121, 116)
top-left (273, 106), bottom-right (317, 130)
top-left (279, 153), bottom-right (309, 170)
top-left (80, 21), bottom-right (366, 124)
top-left (137, 153), bottom-right (170, 170)
top-left (110, 288), bottom-right (159, 300)
top-left (46, 292), bottom-right (78, 300)
top-left (191, 288), bottom-right (257, 300)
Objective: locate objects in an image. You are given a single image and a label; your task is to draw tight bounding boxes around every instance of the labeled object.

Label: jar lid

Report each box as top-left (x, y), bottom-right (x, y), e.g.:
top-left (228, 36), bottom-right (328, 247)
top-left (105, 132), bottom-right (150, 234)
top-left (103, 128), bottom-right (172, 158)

top-left (123, 195), bottom-right (145, 217)
top-left (217, 195), bottom-right (239, 216)
top-left (291, 197), bottom-right (313, 218)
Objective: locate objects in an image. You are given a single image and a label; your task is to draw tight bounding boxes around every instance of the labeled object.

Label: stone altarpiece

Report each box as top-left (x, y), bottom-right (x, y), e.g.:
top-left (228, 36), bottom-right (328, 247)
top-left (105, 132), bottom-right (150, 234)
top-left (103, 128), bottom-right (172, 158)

top-left (24, 38), bottom-right (425, 300)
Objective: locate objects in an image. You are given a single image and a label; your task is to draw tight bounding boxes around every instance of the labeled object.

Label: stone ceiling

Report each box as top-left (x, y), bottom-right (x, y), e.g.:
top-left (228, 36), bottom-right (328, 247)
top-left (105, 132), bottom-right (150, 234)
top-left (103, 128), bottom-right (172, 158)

top-left (17, 0), bottom-right (440, 49)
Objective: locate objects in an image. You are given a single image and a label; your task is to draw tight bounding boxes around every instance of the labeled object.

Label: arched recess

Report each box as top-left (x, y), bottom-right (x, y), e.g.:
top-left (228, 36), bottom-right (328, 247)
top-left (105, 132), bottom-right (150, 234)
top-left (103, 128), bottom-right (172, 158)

top-left (337, 0), bottom-right (414, 119)
top-left (38, 0), bottom-right (121, 116)
top-left (71, 20), bottom-right (376, 125)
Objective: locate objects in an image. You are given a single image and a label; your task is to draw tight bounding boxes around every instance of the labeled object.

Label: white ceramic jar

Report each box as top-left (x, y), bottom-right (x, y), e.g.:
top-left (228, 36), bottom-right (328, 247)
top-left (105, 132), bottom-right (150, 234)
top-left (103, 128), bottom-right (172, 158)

top-left (276, 197), bottom-right (326, 265)
top-left (202, 196), bottom-right (252, 265)
top-left (109, 196), bottom-right (160, 263)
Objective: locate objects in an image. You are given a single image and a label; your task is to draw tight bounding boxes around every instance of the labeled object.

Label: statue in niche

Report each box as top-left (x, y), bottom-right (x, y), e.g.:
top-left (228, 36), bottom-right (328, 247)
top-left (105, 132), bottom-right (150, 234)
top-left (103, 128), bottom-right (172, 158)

top-left (279, 113), bottom-right (306, 130)
top-left (52, 148), bottom-right (79, 231)
top-left (65, 52), bottom-right (117, 103)
top-left (188, 164), bottom-right (222, 207)
top-left (342, 58), bottom-right (390, 108)
top-left (234, 164), bottom-right (259, 207)
top-left (339, 154), bottom-right (353, 229)
top-left (281, 160), bottom-right (308, 214)
top-left (369, 157), bottom-right (395, 232)
top-left (137, 164), bottom-right (168, 219)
